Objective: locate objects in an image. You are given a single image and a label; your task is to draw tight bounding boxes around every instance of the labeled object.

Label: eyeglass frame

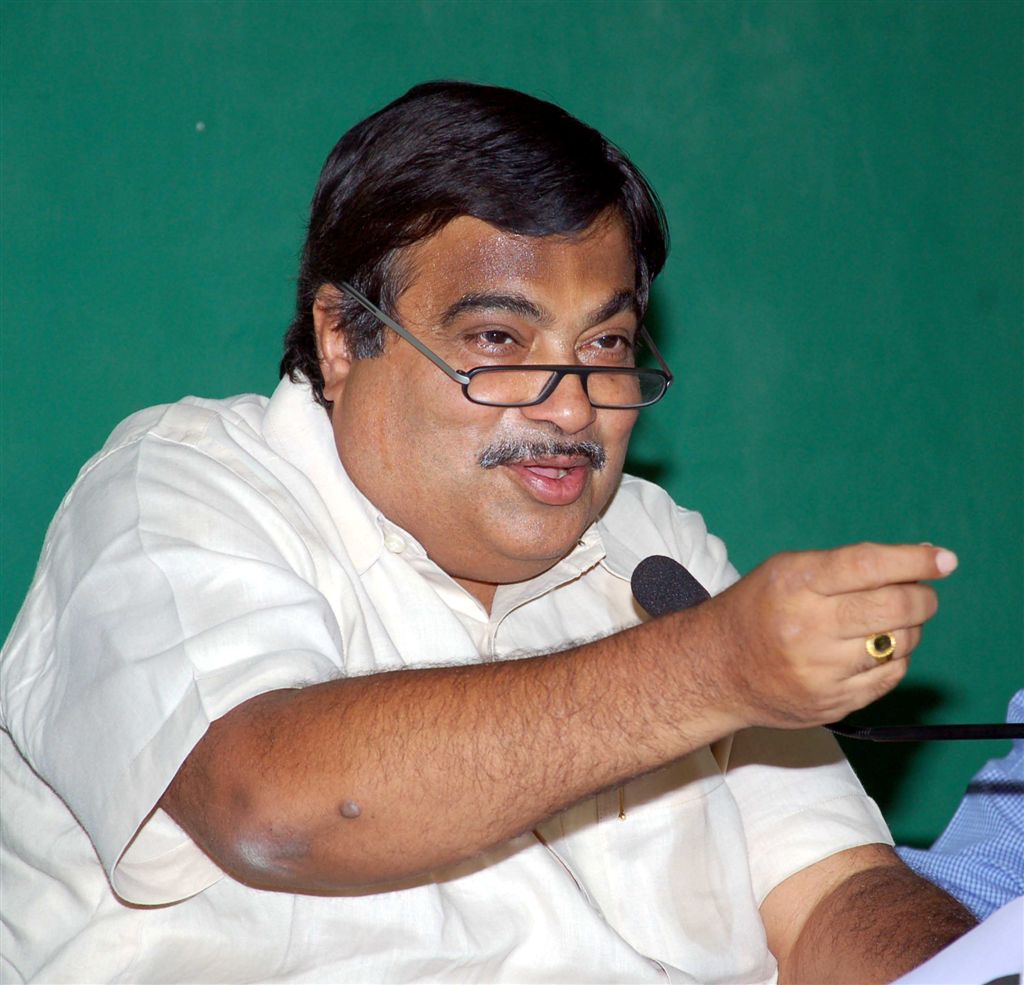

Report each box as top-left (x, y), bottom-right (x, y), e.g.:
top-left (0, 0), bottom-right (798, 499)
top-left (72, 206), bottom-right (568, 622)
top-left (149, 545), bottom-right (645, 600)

top-left (337, 281), bottom-right (674, 410)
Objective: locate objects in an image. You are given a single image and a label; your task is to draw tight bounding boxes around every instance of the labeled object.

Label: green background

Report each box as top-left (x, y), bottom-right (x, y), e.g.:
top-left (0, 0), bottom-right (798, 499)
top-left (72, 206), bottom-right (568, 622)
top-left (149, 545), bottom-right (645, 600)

top-left (2, 0), bottom-right (1021, 844)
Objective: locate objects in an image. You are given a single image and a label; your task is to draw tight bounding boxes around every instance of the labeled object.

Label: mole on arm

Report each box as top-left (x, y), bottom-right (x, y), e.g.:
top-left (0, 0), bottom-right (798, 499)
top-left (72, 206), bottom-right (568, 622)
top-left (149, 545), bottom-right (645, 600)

top-left (339, 800), bottom-right (362, 819)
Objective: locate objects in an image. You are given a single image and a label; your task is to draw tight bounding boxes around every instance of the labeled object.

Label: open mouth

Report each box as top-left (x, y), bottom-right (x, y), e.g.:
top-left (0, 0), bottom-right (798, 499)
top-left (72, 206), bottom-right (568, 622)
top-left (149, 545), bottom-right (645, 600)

top-left (505, 457), bottom-right (591, 506)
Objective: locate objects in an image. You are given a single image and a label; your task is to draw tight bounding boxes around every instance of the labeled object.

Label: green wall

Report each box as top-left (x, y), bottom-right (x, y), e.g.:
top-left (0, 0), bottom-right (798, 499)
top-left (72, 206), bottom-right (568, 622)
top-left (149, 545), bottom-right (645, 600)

top-left (2, 0), bottom-right (1020, 844)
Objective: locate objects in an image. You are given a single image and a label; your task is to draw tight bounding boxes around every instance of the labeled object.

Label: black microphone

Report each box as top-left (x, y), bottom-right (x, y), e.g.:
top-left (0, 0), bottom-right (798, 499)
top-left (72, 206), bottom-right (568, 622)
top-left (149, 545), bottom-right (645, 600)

top-left (631, 554), bottom-right (710, 617)
top-left (628, 554), bottom-right (1024, 743)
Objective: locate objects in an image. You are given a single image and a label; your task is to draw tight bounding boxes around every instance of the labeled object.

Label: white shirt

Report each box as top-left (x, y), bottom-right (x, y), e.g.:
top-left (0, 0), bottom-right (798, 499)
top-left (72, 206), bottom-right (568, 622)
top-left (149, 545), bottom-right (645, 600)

top-left (1, 375), bottom-right (891, 984)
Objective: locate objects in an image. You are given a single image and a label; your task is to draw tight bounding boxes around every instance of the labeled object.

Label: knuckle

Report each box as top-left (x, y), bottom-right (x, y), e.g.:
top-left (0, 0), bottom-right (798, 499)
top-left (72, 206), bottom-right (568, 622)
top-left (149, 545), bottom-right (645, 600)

top-left (765, 552), bottom-right (804, 594)
top-left (899, 585), bottom-right (936, 625)
top-left (777, 617), bottom-right (805, 644)
top-left (849, 542), bottom-right (880, 582)
top-left (872, 584), bottom-right (925, 628)
top-left (888, 584), bottom-right (915, 622)
top-left (836, 593), bottom-right (871, 627)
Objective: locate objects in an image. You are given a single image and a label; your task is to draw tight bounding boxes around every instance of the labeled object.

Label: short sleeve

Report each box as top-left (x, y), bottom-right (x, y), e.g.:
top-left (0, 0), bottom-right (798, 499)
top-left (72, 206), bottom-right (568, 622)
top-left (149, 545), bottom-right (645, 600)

top-left (1, 417), bottom-right (348, 904)
top-left (723, 726), bottom-right (893, 903)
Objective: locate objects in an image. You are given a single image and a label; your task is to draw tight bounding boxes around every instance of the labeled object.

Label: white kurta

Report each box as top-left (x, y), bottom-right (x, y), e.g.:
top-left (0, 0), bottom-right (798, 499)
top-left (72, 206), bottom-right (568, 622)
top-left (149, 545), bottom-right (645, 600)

top-left (1, 375), bottom-right (891, 983)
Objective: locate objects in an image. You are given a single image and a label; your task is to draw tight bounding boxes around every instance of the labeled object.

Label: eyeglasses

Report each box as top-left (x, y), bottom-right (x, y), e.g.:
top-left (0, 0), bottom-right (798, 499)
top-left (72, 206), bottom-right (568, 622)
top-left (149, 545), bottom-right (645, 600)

top-left (338, 281), bottom-right (673, 410)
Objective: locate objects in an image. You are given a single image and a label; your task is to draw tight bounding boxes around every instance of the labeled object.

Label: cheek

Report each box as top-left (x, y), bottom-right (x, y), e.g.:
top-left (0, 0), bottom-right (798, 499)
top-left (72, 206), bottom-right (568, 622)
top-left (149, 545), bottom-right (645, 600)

top-left (363, 374), bottom-right (503, 475)
top-left (600, 411), bottom-right (638, 464)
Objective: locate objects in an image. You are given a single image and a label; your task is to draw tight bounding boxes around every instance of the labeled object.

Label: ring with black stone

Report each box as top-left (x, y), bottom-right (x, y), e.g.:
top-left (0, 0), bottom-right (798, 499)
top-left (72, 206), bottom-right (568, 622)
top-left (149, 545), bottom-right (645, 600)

top-left (866, 632), bottom-right (896, 663)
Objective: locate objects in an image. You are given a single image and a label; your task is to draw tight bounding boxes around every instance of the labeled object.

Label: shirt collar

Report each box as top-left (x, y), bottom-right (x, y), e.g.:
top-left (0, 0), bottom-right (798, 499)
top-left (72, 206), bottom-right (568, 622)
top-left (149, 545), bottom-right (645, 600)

top-left (594, 511), bottom-right (648, 584)
top-left (261, 373), bottom-right (385, 574)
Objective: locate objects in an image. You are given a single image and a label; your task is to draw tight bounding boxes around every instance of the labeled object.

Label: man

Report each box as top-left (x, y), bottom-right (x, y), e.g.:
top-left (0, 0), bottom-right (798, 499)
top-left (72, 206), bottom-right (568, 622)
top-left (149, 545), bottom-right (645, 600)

top-left (1, 81), bottom-right (973, 983)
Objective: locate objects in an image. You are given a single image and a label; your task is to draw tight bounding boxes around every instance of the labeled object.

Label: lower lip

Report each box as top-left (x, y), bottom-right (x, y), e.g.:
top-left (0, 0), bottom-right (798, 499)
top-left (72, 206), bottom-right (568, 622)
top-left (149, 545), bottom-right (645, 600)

top-left (504, 464), bottom-right (589, 506)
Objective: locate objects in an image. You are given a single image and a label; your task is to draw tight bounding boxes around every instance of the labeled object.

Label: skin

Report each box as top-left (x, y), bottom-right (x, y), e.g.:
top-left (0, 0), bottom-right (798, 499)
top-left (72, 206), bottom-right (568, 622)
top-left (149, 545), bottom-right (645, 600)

top-left (161, 213), bottom-right (974, 982)
top-left (320, 213), bottom-right (640, 608)
top-left (763, 843), bottom-right (975, 984)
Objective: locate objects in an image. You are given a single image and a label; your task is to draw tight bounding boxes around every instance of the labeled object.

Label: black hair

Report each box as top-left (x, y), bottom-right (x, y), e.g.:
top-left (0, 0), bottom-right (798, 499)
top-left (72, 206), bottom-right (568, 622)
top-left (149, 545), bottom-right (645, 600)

top-left (280, 80), bottom-right (669, 407)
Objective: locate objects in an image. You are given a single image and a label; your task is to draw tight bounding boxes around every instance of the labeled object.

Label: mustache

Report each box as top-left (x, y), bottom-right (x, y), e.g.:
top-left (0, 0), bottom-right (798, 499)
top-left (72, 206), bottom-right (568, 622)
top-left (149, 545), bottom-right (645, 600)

top-left (477, 435), bottom-right (607, 471)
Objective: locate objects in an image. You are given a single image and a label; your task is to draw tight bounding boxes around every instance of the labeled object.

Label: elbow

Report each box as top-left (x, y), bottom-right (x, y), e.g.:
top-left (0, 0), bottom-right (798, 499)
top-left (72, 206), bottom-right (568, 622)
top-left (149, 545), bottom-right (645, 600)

top-left (219, 823), bottom-right (316, 889)
top-left (200, 798), bottom-right (387, 893)
top-left (195, 781), bottom-right (339, 890)
top-left (162, 766), bottom-right (333, 891)
top-left (160, 693), bottom-right (387, 891)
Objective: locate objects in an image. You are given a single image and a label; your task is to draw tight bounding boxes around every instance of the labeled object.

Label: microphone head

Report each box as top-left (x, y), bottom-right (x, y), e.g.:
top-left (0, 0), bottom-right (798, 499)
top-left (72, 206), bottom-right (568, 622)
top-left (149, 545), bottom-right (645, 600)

top-left (631, 555), bottom-right (711, 618)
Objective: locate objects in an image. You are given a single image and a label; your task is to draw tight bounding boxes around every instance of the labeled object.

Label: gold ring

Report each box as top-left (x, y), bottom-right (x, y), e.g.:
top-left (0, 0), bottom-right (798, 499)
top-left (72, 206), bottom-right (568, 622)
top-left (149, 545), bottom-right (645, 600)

top-left (866, 632), bottom-right (896, 662)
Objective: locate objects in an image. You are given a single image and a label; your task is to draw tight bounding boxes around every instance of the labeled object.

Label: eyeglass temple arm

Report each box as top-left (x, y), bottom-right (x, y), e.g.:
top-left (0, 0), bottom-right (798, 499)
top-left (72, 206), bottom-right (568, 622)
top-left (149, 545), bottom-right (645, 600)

top-left (639, 325), bottom-right (673, 383)
top-left (338, 281), bottom-right (471, 385)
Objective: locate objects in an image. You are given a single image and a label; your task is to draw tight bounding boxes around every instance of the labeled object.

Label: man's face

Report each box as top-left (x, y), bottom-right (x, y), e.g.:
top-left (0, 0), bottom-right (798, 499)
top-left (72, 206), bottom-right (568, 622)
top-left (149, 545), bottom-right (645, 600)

top-left (316, 213), bottom-right (640, 608)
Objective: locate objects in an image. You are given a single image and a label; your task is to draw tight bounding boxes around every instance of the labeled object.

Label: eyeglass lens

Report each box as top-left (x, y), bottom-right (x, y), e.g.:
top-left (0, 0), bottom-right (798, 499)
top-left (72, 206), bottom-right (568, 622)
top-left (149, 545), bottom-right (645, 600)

top-left (465, 368), bottom-right (666, 408)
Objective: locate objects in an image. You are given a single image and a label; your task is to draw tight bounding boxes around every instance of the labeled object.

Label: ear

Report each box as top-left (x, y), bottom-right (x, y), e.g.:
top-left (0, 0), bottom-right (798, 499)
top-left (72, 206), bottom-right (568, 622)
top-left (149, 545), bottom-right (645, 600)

top-left (313, 285), bottom-right (353, 404)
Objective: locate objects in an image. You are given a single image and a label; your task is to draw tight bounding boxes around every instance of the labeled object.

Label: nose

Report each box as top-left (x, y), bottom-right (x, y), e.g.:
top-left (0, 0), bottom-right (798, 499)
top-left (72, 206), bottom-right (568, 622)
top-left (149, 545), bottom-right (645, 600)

top-left (518, 371), bottom-right (597, 435)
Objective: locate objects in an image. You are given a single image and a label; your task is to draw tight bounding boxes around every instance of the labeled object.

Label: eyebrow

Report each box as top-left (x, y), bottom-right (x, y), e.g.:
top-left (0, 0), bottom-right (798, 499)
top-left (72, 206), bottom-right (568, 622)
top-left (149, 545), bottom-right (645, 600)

top-left (438, 289), bottom-right (637, 329)
top-left (586, 290), bottom-right (637, 327)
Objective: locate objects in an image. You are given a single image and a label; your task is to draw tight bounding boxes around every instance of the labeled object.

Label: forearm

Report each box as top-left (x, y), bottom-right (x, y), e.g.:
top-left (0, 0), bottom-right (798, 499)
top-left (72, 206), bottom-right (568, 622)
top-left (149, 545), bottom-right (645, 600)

top-left (778, 861), bottom-right (977, 984)
top-left (162, 605), bottom-right (740, 892)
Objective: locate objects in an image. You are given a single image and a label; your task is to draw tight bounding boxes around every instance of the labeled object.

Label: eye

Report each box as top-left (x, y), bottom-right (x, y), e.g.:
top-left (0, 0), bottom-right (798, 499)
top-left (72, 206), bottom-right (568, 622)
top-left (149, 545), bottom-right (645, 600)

top-left (593, 333), bottom-right (631, 350)
top-left (477, 329), bottom-right (517, 348)
top-left (463, 328), bottom-right (524, 359)
top-left (583, 332), bottom-right (636, 364)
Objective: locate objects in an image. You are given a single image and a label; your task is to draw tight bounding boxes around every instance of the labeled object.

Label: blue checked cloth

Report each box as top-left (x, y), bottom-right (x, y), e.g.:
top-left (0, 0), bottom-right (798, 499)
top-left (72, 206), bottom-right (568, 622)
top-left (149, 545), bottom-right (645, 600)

top-left (897, 690), bottom-right (1024, 920)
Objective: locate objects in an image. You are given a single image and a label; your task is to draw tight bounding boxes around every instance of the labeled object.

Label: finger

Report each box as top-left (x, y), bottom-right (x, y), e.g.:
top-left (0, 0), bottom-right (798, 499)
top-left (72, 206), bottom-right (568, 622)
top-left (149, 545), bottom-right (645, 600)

top-left (833, 584), bottom-right (938, 639)
top-left (808, 543), bottom-right (958, 596)
top-left (852, 648), bottom-right (911, 704)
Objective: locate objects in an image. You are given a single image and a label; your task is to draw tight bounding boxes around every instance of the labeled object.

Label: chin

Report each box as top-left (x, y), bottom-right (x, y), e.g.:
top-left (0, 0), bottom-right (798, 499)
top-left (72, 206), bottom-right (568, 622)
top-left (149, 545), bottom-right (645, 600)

top-left (497, 532), bottom-right (588, 575)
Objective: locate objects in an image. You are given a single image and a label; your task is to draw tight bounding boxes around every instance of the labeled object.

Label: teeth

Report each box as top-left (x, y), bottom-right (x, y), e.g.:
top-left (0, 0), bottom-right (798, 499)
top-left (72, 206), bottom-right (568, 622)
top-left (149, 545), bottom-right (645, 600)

top-left (526, 466), bottom-right (571, 479)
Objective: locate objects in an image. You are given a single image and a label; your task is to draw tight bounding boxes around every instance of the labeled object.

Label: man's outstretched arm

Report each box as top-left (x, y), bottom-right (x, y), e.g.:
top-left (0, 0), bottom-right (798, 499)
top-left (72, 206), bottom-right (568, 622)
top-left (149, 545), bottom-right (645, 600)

top-left (160, 543), bottom-right (952, 894)
top-left (762, 842), bottom-right (977, 984)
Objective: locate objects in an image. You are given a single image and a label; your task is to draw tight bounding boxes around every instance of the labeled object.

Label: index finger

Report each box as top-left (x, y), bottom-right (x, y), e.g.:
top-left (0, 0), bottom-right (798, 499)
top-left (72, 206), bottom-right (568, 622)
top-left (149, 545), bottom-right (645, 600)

top-left (807, 543), bottom-right (958, 596)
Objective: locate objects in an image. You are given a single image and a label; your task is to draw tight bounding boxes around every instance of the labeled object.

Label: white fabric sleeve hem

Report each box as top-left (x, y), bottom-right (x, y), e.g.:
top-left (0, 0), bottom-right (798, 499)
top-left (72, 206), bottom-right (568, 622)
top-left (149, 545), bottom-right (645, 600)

top-left (106, 649), bottom-right (343, 905)
top-left (116, 807), bottom-right (225, 905)
top-left (749, 792), bottom-right (894, 906)
top-left (722, 726), bottom-right (894, 905)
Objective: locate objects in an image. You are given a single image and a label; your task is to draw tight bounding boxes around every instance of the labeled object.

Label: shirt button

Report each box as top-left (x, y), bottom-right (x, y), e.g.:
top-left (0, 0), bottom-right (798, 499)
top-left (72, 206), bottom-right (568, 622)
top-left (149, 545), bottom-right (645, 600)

top-left (383, 533), bottom-right (406, 554)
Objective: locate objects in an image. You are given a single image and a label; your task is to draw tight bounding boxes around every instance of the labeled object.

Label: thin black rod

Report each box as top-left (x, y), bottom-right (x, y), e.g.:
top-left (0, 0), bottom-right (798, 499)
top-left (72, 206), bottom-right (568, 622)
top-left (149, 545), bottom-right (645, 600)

top-left (827, 723), bottom-right (1024, 743)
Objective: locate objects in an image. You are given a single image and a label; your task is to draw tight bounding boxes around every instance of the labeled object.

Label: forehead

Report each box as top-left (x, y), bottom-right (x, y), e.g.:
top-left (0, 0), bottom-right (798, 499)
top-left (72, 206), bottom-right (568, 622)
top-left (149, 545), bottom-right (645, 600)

top-left (396, 213), bottom-right (636, 318)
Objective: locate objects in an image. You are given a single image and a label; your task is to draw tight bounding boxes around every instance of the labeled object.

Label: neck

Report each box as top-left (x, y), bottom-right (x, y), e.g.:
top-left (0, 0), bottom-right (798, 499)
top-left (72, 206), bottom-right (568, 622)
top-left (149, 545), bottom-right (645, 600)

top-left (454, 576), bottom-right (497, 613)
